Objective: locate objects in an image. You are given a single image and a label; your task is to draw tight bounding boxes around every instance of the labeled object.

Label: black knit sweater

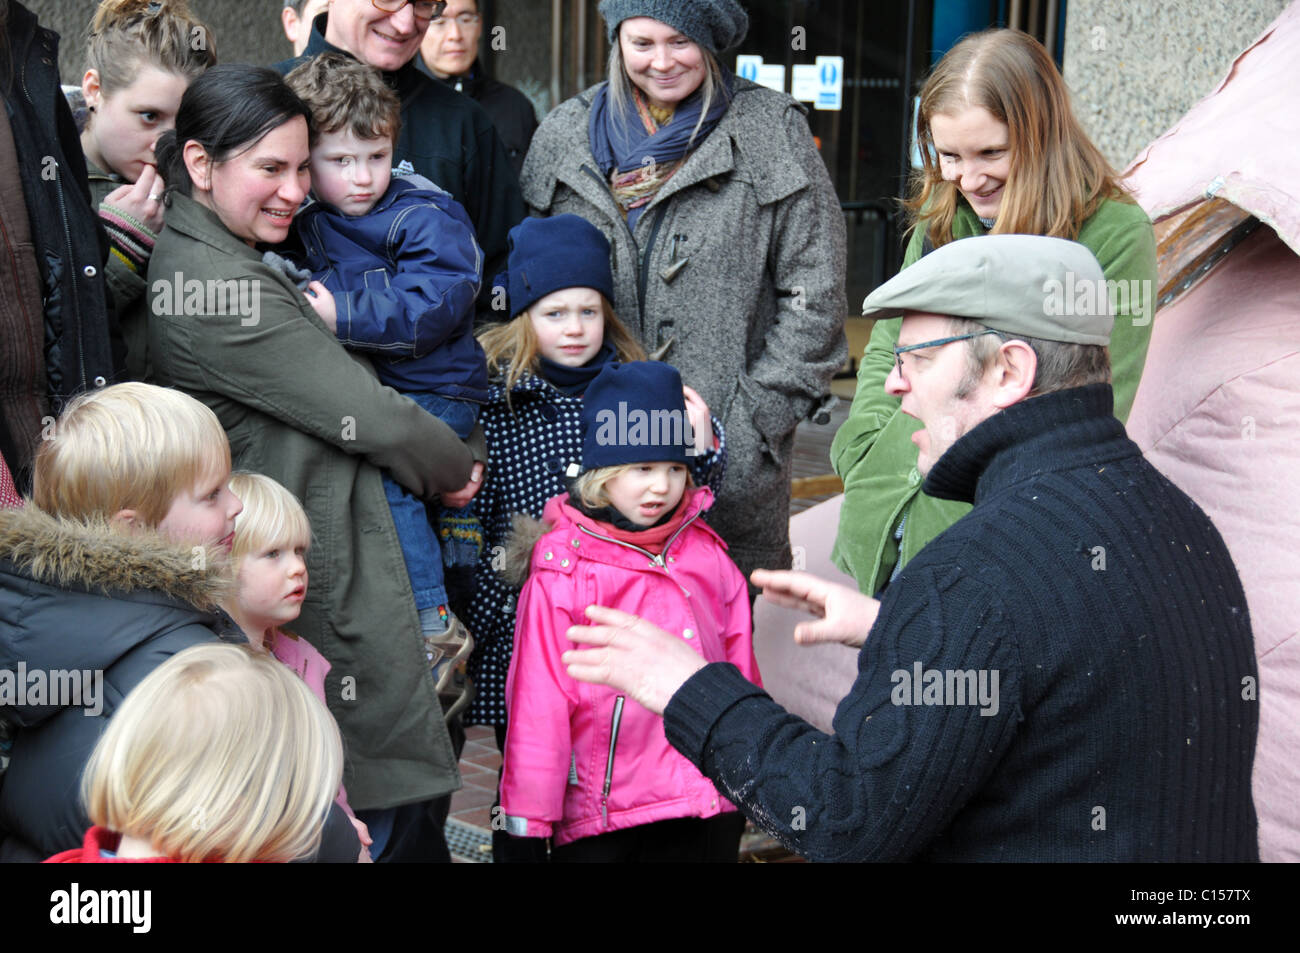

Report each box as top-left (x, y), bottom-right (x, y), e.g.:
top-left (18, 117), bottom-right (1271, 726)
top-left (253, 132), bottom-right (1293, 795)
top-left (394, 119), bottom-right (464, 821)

top-left (665, 385), bottom-right (1259, 861)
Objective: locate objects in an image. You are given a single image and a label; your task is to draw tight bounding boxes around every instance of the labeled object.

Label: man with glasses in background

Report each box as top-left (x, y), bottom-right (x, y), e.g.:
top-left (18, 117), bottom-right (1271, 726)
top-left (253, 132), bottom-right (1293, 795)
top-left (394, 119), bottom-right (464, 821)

top-left (276, 0), bottom-right (524, 313)
top-left (557, 235), bottom-right (1259, 862)
top-left (418, 0), bottom-right (537, 177)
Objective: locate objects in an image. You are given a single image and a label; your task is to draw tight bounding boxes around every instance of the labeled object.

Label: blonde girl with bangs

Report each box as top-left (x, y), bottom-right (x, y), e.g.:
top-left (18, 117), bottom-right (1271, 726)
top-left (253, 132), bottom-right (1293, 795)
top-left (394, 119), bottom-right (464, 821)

top-left (830, 27), bottom-right (1158, 599)
top-left (77, 0), bottom-right (216, 379)
top-left (220, 472), bottom-right (370, 855)
top-left (465, 215), bottom-right (725, 861)
top-left (45, 644), bottom-right (342, 863)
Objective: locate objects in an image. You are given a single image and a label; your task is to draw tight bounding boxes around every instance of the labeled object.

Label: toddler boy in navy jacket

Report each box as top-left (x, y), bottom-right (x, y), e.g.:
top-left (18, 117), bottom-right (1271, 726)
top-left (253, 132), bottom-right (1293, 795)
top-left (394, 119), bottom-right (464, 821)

top-left (286, 52), bottom-right (486, 668)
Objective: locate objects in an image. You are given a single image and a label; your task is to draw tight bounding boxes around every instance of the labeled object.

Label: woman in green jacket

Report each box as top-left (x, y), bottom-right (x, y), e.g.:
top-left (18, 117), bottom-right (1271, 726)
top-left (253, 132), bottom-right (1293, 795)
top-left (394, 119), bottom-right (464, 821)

top-left (147, 65), bottom-right (482, 833)
top-left (831, 28), bottom-right (1156, 596)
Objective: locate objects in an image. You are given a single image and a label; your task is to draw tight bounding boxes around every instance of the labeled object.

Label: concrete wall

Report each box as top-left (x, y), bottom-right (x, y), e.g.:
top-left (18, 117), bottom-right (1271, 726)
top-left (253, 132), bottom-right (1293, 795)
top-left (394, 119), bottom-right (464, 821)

top-left (1063, 0), bottom-right (1291, 169)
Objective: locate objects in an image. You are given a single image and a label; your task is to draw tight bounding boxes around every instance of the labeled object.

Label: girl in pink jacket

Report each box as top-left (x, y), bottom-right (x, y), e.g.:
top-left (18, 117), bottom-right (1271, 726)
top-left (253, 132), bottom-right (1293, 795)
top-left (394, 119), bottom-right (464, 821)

top-left (501, 362), bottom-right (762, 861)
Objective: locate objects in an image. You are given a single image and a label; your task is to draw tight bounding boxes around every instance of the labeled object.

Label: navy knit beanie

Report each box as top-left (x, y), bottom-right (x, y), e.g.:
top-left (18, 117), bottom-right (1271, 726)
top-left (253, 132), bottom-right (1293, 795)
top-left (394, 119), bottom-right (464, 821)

top-left (581, 362), bottom-right (694, 469)
top-left (598, 0), bottom-right (749, 54)
top-left (503, 215), bottom-right (616, 318)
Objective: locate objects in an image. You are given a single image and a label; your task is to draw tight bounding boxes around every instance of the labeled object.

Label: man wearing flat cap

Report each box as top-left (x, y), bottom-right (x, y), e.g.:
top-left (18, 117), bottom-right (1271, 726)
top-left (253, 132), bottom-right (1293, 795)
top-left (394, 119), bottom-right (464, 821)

top-left (557, 235), bottom-right (1259, 862)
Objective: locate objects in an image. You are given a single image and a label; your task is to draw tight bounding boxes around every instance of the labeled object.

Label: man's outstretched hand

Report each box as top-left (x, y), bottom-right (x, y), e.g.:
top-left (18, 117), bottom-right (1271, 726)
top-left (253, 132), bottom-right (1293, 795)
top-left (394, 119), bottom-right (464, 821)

top-left (750, 569), bottom-right (881, 649)
top-left (563, 605), bottom-right (707, 716)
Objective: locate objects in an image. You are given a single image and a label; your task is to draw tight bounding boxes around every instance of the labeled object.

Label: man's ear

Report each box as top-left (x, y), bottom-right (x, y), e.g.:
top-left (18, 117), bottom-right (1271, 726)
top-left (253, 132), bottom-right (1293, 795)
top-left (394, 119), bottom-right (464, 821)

top-left (182, 139), bottom-right (212, 193)
top-left (111, 508), bottom-right (140, 533)
top-left (990, 339), bottom-right (1037, 409)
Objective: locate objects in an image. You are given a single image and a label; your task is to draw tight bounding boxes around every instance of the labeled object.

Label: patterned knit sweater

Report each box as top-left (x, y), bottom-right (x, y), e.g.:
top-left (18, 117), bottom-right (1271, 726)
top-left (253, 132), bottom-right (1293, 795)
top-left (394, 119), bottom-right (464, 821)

top-left (665, 384), bottom-right (1259, 861)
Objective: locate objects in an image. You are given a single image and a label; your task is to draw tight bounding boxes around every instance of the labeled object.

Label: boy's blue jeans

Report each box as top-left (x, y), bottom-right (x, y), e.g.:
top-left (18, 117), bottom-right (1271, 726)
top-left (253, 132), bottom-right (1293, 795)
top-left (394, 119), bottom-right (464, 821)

top-left (382, 393), bottom-right (478, 613)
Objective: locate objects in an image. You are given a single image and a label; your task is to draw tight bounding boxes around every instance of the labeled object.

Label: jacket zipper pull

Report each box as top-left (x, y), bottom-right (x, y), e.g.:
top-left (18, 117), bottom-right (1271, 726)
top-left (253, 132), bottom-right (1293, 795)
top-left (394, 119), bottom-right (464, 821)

top-left (602, 695), bottom-right (625, 829)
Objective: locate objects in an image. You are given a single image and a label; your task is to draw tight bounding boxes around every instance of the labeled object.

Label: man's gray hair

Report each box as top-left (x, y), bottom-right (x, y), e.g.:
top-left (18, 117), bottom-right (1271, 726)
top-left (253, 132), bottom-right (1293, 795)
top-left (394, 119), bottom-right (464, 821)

top-left (949, 317), bottom-right (1110, 400)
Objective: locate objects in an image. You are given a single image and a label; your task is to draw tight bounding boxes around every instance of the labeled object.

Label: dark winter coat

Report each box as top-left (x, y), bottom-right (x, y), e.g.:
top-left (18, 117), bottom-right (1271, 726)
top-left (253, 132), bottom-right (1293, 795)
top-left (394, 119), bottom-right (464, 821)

top-left (295, 174), bottom-right (487, 399)
top-left (419, 61), bottom-right (538, 179)
top-left (0, 506), bottom-right (234, 857)
top-left (463, 372), bottom-right (724, 726)
top-left (666, 385), bottom-right (1260, 861)
top-left (276, 18), bottom-right (525, 310)
top-left (0, 2), bottom-right (120, 481)
top-left (519, 79), bottom-right (848, 577)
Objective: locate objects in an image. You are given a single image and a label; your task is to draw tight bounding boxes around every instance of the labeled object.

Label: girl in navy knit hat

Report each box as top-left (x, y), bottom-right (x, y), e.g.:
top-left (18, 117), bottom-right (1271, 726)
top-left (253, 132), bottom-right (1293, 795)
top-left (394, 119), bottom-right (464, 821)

top-left (470, 217), bottom-right (727, 861)
top-left (498, 360), bottom-right (759, 862)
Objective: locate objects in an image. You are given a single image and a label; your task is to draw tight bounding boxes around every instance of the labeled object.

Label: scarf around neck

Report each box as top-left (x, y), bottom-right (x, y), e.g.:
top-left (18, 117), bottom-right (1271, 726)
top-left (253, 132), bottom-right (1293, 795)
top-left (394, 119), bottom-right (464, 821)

top-left (537, 341), bottom-right (617, 395)
top-left (588, 72), bottom-right (734, 228)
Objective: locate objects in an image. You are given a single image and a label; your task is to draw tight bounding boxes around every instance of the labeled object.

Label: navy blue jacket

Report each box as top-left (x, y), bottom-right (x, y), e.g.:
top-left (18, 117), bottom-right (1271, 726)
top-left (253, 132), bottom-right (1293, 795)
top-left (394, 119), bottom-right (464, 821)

top-left (295, 175), bottom-right (488, 400)
top-left (276, 17), bottom-right (525, 316)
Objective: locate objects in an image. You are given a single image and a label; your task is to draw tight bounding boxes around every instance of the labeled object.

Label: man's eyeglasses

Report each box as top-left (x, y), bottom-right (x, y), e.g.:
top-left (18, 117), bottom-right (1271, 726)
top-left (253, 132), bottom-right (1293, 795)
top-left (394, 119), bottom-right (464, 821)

top-left (370, 0), bottom-right (447, 22)
top-left (431, 12), bottom-right (482, 28)
top-left (893, 328), bottom-right (1006, 374)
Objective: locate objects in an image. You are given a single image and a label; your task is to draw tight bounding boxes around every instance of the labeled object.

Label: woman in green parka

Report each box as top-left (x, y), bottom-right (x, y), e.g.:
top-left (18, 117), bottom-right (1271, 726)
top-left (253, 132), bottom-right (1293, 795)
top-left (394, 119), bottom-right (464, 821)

top-left (77, 0), bottom-right (215, 381)
top-left (830, 28), bottom-right (1157, 596)
top-left (147, 65), bottom-right (483, 836)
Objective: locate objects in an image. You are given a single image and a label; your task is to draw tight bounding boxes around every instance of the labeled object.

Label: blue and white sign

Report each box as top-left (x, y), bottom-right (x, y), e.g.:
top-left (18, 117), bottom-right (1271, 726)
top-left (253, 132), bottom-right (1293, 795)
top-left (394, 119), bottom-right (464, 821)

top-left (735, 54), bottom-right (785, 93)
top-left (791, 63), bottom-right (819, 103)
top-left (813, 55), bottom-right (844, 111)
top-left (735, 54), bottom-right (762, 83)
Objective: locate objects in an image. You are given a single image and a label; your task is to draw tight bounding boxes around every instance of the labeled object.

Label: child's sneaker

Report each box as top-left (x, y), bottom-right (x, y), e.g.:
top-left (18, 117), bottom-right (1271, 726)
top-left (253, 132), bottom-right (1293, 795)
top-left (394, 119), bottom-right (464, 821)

top-left (424, 613), bottom-right (475, 721)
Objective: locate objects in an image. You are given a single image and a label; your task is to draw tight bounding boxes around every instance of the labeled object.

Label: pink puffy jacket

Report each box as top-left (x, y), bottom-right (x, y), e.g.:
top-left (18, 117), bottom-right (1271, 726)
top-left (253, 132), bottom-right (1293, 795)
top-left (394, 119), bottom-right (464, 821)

top-left (500, 486), bottom-right (761, 846)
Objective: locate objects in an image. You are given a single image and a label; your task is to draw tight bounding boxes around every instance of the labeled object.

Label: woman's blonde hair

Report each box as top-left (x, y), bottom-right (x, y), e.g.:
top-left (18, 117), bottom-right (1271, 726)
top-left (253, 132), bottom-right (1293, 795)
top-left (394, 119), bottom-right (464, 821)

top-left (478, 296), bottom-right (647, 398)
top-left (227, 472), bottom-right (312, 564)
top-left (32, 382), bottom-right (231, 525)
top-left (606, 31), bottom-right (729, 149)
top-left (82, 643), bottom-right (342, 863)
top-left (906, 28), bottom-right (1130, 249)
top-left (84, 0), bottom-right (216, 101)
top-left (572, 462), bottom-right (693, 511)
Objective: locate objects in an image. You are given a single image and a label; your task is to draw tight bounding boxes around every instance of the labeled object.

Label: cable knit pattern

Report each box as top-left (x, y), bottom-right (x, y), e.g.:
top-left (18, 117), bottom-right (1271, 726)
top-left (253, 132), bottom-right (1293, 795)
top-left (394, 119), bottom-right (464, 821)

top-left (666, 384), bottom-right (1259, 861)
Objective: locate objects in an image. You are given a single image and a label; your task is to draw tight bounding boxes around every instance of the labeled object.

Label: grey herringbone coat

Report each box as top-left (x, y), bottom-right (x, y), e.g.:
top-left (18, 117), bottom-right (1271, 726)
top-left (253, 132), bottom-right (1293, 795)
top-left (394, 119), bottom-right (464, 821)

top-left (520, 79), bottom-right (847, 576)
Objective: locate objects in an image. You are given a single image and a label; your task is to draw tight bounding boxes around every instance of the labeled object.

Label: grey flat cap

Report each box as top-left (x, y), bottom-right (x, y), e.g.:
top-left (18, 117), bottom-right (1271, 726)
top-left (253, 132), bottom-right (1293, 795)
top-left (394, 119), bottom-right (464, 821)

top-left (862, 234), bottom-right (1114, 345)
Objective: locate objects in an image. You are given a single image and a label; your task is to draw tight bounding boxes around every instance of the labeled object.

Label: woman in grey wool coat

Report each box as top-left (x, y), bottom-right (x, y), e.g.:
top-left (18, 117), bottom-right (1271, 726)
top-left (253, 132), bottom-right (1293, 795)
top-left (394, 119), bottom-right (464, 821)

top-left (518, 0), bottom-right (847, 579)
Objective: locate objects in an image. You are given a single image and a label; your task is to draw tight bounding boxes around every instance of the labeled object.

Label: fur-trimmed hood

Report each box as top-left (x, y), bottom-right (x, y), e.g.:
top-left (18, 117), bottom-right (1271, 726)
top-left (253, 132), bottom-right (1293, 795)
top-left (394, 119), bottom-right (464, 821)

top-left (0, 506), bottom-right (239, 856)
top-left (0, 504), bottom-right (231, 611)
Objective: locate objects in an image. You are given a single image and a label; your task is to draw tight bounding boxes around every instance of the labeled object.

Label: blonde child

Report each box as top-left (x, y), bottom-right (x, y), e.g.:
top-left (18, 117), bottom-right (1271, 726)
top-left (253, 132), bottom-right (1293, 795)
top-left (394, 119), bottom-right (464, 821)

top-left (45, 643), bottom-right (342, 863)
top-left (0, 383), bottom-right (241, 860)
top-left (500, 361), bottom-right (760, 861)
top-left (77, 0), bottom-right (216, 378)
top-left (220, 472), bottom-right (369, 854)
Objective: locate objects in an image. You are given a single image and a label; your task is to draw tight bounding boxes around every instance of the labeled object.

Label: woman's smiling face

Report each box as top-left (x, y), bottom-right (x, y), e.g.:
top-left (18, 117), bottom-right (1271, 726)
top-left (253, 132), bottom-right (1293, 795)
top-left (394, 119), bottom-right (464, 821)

top-left (930, 105), bottom-right (1012, 220)
top-left (618, 17), bottom-right (707, 112)
top-left (188, 115), bottom-right (311, 247)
